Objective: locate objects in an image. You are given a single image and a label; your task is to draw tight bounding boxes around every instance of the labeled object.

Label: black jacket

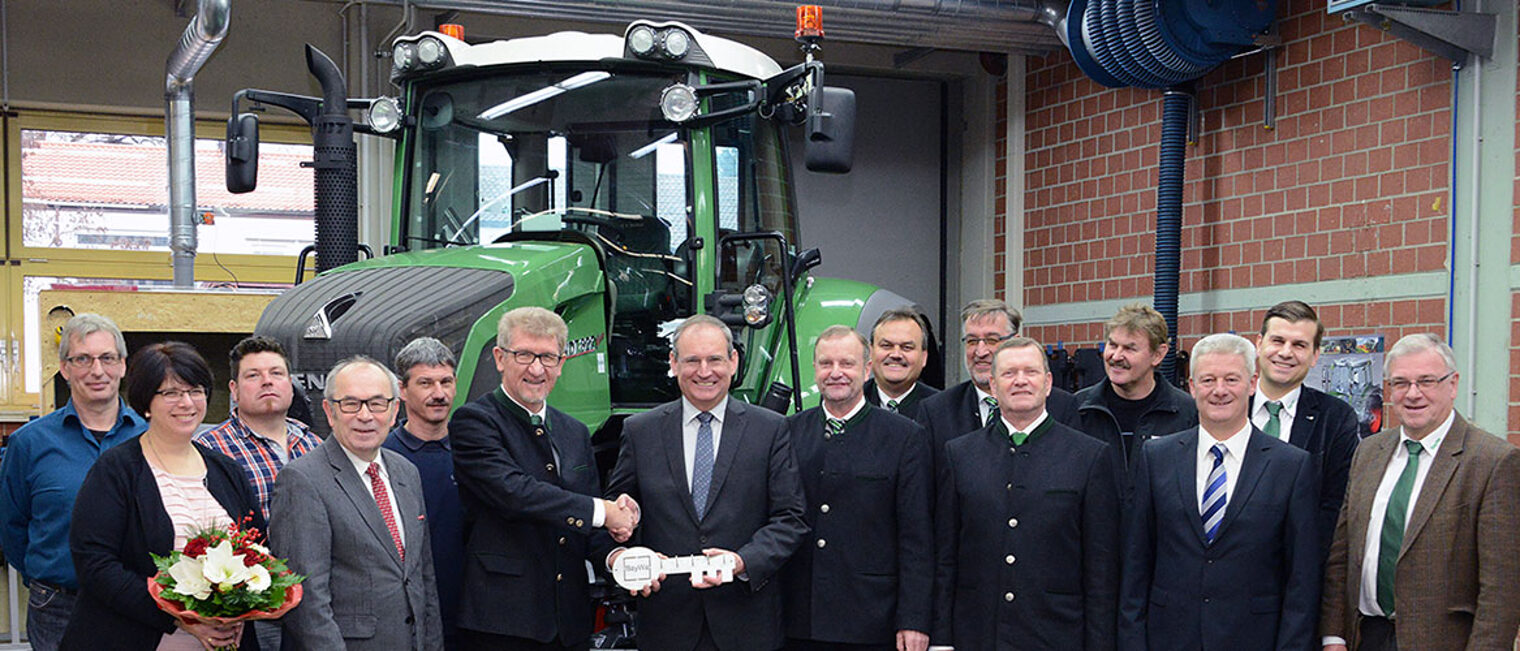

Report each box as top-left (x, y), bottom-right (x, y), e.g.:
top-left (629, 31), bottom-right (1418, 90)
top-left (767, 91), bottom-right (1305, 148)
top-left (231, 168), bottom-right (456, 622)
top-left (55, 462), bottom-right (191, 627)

top-left (934, 418), bottom-right (1120, 650)
top-left (62, 436), bottom-right (263, 651)
top-left (1250, 386), bottom-right (1359, 557)
top-left (915, 381), bottom-right (1081, 480)
top-left (449, 389), bottom-right (614, 643)
top-left (863, 378), bottom-right (940, 419)
top-left (781, 404), bottom-right (933, 644)
top-left (1073, 374), bottom-right (1197, 500)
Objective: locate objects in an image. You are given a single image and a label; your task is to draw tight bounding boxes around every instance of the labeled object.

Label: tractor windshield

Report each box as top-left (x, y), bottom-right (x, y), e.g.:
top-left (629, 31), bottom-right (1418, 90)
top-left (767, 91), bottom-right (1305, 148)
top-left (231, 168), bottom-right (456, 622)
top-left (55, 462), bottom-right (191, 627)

top-left (402, 68), bottom-right (798, 255)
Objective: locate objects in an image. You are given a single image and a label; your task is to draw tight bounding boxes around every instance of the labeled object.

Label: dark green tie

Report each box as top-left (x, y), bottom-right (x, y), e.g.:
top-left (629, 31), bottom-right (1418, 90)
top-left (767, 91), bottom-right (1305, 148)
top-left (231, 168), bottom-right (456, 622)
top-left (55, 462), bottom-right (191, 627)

top-left (981, 396), bottom-right (998, 426)
top-left (1376, 439), bottom-right (1425, 616)
top-left (530, 414), bottom-right (543, 427)
top-left (825, 418), bottom-right (845, 440)
top-left (885, 399), bottom-right (900, 413)
top-left (1009, 429), bottom-right (1028, 446)
top-left (1263, 401), bottom-right (1283, 439)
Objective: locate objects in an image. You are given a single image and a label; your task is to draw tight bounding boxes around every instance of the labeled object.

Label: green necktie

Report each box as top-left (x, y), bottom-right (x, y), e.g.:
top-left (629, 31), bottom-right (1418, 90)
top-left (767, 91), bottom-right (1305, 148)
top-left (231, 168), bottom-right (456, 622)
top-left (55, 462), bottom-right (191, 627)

top-left (1376, 439), bottom-right (1425, 616)
top-left (1263, 401), bottom-right (1283, 439)
top-left (885, 399), bottom-right (900, 413)
top-left (530, 413), bottom-right (543, 427)
top-left (981, 396), bottom-right (998, 426)
top-left (825, 418), bottom-right (845, 440)
top-left (1010, 429), bottom-right (1028, 446)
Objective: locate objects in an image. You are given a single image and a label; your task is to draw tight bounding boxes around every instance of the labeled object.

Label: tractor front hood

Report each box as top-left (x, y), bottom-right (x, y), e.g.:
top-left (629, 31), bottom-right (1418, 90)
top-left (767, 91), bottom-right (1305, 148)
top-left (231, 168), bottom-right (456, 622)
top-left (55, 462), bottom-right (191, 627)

top-left (256, 241), bottom-right (606, 401)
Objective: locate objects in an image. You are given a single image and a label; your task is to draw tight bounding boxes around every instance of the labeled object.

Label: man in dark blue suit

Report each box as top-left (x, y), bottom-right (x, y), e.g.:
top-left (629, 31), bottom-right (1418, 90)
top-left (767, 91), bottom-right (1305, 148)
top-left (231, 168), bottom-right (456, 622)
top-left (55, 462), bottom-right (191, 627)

top-left (862, 308), bottom-right (939, 417)
top-left (1120, 333), bottom-right (1320, 651)
top-left (1250, 301), bottom-right (1359, 556)
top-left (935, 337), bottom-right (1119, 650)
top-left (606, 315), bottom-right (808, 651)
top-left (450, 307), bottom-right (638, 650)
top-left (782, 325), bottom-right (932, 651)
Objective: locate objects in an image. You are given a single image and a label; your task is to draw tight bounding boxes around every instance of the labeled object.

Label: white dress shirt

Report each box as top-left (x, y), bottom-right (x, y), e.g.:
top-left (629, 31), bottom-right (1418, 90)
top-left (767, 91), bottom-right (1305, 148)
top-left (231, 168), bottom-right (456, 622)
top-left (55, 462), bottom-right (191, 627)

top-left (340, 445), bottom-right (406, 549)
top-left (823, 395), bottom-right (867, 423)
top-left (974, 386), bottom-right (997, 425)
top-left (875, 382), bottom-right (917, 408)
top-left (1357, 410), bottom-right (1453, 617)
top-left (682, 396), bottom-right (729, 491)
top-left (1251, 383), bottom-right (1302, 442)
top-left (1196, 422), bottom-right (1252, 513)
top-left (1000, 410), bottom-right (1049, 440)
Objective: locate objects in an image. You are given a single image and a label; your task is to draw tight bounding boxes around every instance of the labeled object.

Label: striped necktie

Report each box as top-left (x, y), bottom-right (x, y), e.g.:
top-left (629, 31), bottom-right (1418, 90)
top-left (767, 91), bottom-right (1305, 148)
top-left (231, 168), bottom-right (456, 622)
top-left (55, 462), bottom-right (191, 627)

top-left (981, 396), bottom-right (998, 426)
top-left (1201, 443), bottom-right (1228, 544)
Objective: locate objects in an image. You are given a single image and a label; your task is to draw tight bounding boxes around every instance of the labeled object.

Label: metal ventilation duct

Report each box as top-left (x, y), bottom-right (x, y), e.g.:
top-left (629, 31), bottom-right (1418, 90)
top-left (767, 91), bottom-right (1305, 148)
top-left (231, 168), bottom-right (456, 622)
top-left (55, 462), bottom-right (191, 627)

top-left (317, 0), bottom-right (1066, 54)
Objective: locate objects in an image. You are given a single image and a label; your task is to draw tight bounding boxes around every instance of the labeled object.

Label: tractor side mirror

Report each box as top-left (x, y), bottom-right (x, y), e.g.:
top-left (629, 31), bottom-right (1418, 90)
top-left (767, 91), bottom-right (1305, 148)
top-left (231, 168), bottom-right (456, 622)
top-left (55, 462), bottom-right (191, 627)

top-left (226, 112), bottom-right (261, 194)
top-left (804, 86), bottom-right (855, 173)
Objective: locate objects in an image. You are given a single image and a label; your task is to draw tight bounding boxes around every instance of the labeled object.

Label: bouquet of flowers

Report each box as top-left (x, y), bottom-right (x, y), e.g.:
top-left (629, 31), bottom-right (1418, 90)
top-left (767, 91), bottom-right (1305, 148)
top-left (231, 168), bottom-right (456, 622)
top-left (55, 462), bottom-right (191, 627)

top-left (148, 518), bottom-right (304, 648)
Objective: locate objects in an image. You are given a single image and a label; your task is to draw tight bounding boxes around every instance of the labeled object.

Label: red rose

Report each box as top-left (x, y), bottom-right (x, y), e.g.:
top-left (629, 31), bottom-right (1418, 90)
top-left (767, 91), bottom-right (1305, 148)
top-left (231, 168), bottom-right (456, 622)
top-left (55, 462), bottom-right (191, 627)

top-left (184, 538), bottom-right (209, 557)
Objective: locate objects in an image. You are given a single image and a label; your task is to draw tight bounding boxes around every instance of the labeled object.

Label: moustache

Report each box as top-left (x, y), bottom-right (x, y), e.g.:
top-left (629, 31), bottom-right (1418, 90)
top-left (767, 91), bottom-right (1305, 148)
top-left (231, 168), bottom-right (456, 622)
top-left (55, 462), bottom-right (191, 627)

top-left (425, 399), bottom-right (450, 407)
top-left (1106, 359), bottom-right (1131, 369)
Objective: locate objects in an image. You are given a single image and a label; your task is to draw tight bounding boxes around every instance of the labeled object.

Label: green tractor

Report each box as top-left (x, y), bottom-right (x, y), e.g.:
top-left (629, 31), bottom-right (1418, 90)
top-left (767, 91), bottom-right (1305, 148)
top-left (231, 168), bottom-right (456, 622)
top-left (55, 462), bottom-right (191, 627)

top-left (224, 15), bottom-right (935, 459)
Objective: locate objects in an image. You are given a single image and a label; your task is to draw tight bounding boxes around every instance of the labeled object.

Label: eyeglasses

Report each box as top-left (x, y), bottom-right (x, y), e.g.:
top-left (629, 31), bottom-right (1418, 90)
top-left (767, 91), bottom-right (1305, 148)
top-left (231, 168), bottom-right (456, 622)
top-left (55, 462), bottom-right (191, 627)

top-left (1387, 371), bottom-right (1454, 394)
top-left (499, 348), bottom-right (563, 368)
top-left (156, 387), bottom-right (207, 402)
top-left (64, 353), bottom-right (123, 369)
top-left (329, 397), bottom-right (397, 414)
top-left (962, 333), bottom-right (1014, 349)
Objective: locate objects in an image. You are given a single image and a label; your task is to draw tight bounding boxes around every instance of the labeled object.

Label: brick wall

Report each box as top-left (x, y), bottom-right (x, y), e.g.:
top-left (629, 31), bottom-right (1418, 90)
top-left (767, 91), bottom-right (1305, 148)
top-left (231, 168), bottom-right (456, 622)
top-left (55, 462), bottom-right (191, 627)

top-left (1014, 0), bottom-right (1469, 431)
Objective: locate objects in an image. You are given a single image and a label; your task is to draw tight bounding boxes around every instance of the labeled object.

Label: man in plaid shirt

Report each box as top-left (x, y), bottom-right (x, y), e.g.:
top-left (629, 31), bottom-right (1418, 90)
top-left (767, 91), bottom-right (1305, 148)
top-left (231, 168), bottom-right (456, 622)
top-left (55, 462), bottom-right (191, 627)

top-left (195, 335), bottom-right (321, 518)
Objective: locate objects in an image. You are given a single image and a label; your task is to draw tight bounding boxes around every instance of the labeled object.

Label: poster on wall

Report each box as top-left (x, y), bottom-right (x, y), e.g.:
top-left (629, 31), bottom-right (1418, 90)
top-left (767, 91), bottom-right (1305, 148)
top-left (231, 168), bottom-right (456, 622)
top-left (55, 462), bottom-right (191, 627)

top-left (1305, 335), bottom-right (1384, 439)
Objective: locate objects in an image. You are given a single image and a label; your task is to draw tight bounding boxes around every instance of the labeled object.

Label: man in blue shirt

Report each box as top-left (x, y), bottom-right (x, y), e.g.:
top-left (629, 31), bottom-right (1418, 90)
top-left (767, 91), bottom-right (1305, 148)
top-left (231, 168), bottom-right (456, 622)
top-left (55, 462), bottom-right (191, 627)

top-left (383, 337), bottom-right (465, 650)
top-left (0, 313), bottom-right (146, 650)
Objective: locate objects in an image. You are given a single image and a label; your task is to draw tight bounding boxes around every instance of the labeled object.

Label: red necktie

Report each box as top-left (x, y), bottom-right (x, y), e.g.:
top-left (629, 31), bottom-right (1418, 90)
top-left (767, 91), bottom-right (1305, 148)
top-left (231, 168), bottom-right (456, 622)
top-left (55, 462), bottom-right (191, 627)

top-left (365, 462), bottom-right (405, 561)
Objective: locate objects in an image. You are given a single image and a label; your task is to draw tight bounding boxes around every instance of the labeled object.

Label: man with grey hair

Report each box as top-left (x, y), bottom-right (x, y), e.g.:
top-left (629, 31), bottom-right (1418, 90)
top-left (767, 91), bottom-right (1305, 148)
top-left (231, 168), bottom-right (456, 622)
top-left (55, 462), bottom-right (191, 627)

top-left (934, 336), bottom-right (1119, 650)
top-left (1120, 333), bottom-right (1320, 650)
top-left (781, 325), bottom-right (932, 650)
top-left (271, 355), bottom-right (443, 648)
top-left (606, 313), bottom-right (807, 651)
top-left (1320, 334), bottom-right (1520, 650)
top-left (383, 337), bottom-right (465, 648)
top-left (0, 312), bottom-right (145, 650)
top-left (450, 306), bottom-right (634, 650)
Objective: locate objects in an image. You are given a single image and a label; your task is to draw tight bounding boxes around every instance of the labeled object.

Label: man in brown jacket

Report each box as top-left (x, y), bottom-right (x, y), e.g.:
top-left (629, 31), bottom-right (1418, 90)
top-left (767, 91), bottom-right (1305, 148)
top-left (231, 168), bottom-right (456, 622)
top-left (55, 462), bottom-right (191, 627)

top-left (1320, 334), bottom-right (1520, 650)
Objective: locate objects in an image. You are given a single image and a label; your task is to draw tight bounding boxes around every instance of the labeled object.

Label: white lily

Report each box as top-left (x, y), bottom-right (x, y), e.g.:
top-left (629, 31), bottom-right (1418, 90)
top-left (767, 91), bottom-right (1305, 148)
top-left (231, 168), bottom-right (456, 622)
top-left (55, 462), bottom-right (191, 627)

top-left (200, 540), bottom-right (253, 591)
top-left (168, 556), bottom-right (213, 601)
top-left (245, 563), bottom-right (272, 593)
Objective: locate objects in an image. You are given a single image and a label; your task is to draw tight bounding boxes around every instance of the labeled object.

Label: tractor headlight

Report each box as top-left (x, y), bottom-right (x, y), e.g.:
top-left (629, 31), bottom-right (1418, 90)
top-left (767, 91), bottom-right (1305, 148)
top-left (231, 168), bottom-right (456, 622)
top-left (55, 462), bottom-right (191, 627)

top-left (742, 284), bottom-right (772, 326)
top-left (417, 36), bottom-right (446, 67)
top-left (366, 97), bottom-right (403, 133)
top-left (662, 28), bottom-right (691, 59)
top-left (660, 83), bottom-right (699, 123)
top-left (628, 25), bottom-right (657, 57)
top-left (393, 42), bottom-right (416, 72)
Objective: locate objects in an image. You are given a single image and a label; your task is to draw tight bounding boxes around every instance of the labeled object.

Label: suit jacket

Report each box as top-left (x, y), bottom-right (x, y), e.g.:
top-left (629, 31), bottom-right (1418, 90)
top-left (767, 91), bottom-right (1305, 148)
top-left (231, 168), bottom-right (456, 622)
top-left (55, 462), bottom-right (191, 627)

top-left (449, 389), bottom-right (614, 643)
top-left (1319, 414), bottom-right (1520, 650)
top-left (605, 398), bottom-right (808, 651)
top-left (781, 404), bottom-right (933, 644)
top-left (1250, 386), bottom-right (1359, 557)
top-left (915, 381), bottom-right (1081, 479)
top-left (1119, 427), bottom-right (1320, 651)
top-left (934, 418), bottom-right (1120, 650)
top-left (61, 437), bottom-right (263, 650)
top-left (863, 377), bottom-right (940, 419)
top-left (270, 439), bottom-right (442, 650)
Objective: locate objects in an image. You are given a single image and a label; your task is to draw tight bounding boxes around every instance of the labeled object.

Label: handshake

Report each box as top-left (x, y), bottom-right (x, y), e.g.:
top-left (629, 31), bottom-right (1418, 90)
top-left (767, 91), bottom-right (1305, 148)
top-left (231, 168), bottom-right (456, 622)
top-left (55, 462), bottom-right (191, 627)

top-left (603, 493), bottom-right (641, 542)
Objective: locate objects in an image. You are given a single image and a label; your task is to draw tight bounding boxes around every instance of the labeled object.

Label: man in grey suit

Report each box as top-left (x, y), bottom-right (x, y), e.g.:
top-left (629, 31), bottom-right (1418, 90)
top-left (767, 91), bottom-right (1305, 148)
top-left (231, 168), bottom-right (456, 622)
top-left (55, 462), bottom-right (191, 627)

top-left (270, 356), bottom-right (443, 650)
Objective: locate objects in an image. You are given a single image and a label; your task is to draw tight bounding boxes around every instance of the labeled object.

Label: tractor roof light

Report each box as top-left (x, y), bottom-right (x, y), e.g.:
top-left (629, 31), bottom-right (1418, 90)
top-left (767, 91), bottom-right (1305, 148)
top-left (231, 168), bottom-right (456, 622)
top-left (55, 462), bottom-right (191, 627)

top-left (416, 36), bottom-right (447, 68)
top-left (661, 28), bottom-right (691, 59)
top-left (366, 97), bottom-right (403, 133)
top-left (628, 24), bottom-right (657, 57)
top-left (660, 83), bottom-right (698, 123)
top-left (393, 42), bottom-right (416, 72)
top-left (438, 23), bottom-right (464, 40)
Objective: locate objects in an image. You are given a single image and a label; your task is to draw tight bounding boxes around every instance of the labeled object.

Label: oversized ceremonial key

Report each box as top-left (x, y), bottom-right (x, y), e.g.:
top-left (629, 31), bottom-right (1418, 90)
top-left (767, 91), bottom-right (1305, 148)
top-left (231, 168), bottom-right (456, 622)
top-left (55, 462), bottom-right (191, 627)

top-left (611, 546), bottom-right (737, 591)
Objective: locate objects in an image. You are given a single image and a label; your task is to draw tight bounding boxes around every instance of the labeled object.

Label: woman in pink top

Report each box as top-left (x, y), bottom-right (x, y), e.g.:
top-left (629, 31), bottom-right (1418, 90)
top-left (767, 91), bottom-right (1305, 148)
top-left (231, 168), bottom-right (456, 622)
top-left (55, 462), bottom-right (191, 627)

top-left (62, 343), bottom-right (264, 650)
